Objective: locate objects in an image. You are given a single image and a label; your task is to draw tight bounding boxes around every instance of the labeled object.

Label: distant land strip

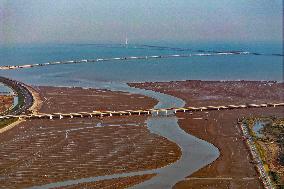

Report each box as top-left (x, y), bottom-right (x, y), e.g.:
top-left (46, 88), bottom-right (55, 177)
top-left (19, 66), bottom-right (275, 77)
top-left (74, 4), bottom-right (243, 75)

top-left (73, 43), bottom-right (284, 56)
top-left (1, 102), bottom-right (283, 121)
top-left (1, 50), bottom-right (282, 70)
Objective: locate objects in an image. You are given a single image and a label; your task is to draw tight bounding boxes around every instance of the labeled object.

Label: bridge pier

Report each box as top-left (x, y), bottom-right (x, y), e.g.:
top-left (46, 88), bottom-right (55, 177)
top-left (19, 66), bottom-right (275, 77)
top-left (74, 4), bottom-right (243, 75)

top-left (1, 103), bottom-right (283, 121)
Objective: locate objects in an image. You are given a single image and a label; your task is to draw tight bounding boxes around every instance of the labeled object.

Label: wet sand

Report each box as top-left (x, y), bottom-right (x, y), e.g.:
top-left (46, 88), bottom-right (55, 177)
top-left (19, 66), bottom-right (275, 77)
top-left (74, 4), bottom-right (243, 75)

top-left (1, 81), bottom-right (283, 188)
top-left (0, 86), bottom-right (181, 188)
top-left (35, 86), bottom-right (158, 113)
top-left (130, 80), bottom-right (283, 107)
top-left (25, 85), bottom-right (42, 114)
top-left (54, 174), bottom-right (156, 189)
top-left (130, 80), bottom-right (284, 189)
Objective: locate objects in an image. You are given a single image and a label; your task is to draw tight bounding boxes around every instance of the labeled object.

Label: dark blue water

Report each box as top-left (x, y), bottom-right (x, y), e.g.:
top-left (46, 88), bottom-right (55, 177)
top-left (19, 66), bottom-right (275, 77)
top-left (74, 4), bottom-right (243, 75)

top-left (0, 42), bottom-right (282, 85)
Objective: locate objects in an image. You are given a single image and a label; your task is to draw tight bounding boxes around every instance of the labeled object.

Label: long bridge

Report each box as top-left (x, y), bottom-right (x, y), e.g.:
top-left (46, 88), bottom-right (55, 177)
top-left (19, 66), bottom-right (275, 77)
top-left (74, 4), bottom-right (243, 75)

top-left (1, 102), bottom-right (283, 121)
top-left (0, 51), bottom-right (252, 70)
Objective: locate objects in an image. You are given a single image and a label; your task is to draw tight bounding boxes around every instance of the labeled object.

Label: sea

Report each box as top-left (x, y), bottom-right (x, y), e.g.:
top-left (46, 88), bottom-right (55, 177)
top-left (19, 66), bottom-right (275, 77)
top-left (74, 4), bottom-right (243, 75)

top-left (0, 41), bottom-right (282, 86)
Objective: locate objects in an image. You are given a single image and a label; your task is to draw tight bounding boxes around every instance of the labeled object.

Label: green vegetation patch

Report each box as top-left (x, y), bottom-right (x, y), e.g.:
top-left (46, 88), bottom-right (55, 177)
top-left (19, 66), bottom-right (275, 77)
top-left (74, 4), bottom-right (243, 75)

top-left (0, 118), bottom-right (18, 129)
top-left (10, 88), bottom-right (25, 113)
top-left (269, 171), bottom-right (284, 189)
top-left (244, 117), bottom-right (284, 188)
top-left (263, 119), bottom-right (284, 166)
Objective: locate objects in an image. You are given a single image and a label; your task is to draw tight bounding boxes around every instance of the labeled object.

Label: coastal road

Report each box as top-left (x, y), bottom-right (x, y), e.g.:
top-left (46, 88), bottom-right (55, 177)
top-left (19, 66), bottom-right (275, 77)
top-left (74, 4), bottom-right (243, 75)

top-left (0, 76), bottom-right (33, 115)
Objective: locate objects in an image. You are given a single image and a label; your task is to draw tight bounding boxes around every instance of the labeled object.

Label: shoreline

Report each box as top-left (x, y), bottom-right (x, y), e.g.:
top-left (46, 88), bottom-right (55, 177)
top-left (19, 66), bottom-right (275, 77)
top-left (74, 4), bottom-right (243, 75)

top-left (24, 85), bottom-right (42, 114)
top-left (0, 78), bottom-right (41, 134)
top-left (130, 80), bottom-right (284, 188)
top-left (1, 79), bottom-right (283, 188)
top-left (0, 76), bottom-right (34, 115)
top-left (0, 84), bottom-right (182, 188)
top-left (240, 120), bottom-right (273, 188)
top-left (244, 117), bottom-right (284, 188)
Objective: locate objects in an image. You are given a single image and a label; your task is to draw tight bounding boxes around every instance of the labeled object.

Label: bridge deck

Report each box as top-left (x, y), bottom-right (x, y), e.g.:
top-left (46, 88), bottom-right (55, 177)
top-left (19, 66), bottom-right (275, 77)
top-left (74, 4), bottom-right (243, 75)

top-left (0, 102), bottom-right (283, 121)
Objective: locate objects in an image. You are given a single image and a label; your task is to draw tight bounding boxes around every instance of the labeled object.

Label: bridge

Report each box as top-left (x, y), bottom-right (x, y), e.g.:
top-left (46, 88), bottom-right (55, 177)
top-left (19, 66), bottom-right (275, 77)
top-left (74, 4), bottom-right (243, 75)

top-left (0, 51), bottom-right (251, 70)
top-left (1, 102), bottom-right (283, 121)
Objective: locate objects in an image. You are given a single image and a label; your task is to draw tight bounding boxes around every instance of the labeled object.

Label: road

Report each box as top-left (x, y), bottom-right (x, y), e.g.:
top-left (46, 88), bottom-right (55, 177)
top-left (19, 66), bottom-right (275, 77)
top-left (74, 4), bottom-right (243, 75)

top-left (0, 76), bottom-right (33, 115)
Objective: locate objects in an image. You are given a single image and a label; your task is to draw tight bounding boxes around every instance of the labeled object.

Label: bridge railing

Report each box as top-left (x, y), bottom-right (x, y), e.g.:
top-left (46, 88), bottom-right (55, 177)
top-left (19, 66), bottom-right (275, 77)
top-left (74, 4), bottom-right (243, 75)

top-left (0, 102), bottom-right (283, 121)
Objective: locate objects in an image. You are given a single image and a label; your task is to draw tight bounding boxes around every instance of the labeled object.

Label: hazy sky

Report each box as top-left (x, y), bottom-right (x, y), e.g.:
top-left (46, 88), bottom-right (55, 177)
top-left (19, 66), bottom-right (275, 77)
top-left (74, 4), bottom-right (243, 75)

top-left (0, 0), bottom-right (282, 44)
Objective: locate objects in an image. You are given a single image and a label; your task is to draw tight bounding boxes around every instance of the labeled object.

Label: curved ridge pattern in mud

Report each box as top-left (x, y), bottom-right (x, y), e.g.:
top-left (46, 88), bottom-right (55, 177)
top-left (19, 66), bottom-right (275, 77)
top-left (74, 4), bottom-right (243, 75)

top-left (27, 82), bottom-right (219, 189)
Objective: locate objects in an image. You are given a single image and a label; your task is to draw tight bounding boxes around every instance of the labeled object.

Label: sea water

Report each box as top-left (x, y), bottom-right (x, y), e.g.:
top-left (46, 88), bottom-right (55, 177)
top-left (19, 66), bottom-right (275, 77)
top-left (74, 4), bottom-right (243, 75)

top-left (0, 42), bottom-right (282, 86)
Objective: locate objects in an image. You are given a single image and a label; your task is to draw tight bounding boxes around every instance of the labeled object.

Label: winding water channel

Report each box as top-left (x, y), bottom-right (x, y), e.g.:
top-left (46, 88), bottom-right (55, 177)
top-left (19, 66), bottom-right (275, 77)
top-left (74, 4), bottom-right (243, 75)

top-left (28, 82), bottom-right (219, 189)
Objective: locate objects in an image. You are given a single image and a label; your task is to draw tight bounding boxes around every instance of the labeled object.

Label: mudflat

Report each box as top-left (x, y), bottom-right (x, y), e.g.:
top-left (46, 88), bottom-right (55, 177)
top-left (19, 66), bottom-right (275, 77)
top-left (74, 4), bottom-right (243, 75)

top-left (35, 86), bottom-right (158, 113)
top-left (130, 80), bottom-right (284, 189)
top-left (0, 86), bottom-right (181, 188)
top-left (1, 80), bottom-right (283, 188)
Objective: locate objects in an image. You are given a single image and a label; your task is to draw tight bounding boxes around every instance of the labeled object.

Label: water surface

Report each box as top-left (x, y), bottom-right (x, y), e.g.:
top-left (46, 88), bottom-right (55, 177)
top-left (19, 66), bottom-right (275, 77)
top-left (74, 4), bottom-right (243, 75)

top-left (0, 42), bottom-right (282, 84)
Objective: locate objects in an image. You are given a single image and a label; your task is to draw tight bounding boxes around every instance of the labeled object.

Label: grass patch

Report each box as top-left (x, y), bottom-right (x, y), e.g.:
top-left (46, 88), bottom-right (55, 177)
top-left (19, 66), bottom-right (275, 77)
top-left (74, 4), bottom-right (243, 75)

top-left (244, 117), bottom-right (284, 188)
top-left (269, 171), bottom-right (284, 189)
top-left (10, 91), bottom-right (25, 113)
top-left (0, 118), bottom-right (18, 129)
top-left (254, 141), bottom-right (267, 163)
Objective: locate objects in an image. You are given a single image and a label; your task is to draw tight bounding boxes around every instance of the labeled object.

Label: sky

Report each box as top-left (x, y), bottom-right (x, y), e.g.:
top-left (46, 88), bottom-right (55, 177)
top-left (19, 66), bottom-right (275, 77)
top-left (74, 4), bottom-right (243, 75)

top-left (0, 0), bottom-right (283, 44)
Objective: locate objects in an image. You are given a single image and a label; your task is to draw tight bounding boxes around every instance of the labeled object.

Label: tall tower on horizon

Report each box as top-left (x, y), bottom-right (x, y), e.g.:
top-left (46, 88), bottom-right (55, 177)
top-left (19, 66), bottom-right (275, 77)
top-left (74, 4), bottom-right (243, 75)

top-left (125, 37), bottom-right (128, 45)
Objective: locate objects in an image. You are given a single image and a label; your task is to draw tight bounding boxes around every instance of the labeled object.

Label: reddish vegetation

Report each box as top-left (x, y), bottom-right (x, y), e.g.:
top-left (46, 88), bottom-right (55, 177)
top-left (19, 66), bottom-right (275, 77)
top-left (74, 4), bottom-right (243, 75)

top-left (0, 95), bottom-right (13, 113)
top-left (130, 80), bottom-right (284, 189)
